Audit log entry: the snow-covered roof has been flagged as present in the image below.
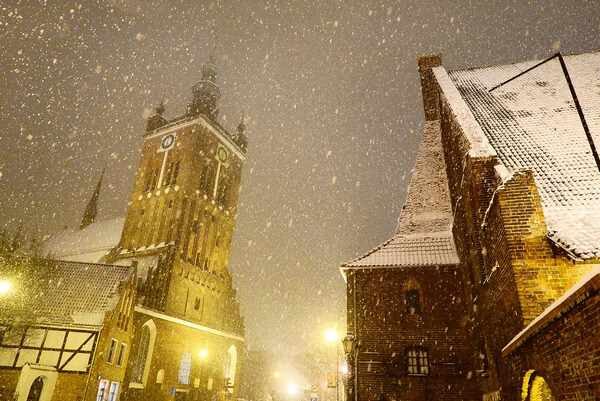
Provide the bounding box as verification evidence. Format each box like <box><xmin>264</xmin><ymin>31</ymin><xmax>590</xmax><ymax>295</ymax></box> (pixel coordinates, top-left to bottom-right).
<box><xmin>502</xmin><ymin>265</ymin><xmax>600</xmax><ymax>356</ymax></box>
<box><xmin>41</xmin><ymin>217</ymin><xmax>125</xmax><ymax>263</ymax></box>
<box><xmin>445</xmin><ymin>51</ymin><xmax>600</xmax><ymax>260</ymax></box>
<box><xmin>37</xmin><ymin>260</ymin><xmax>133</xmax><ymax>327</ymax></box>
<box><xmin>342</xmin><ymin>120</ymin><xmax>459</xmax><ymax>270</ymax></box>
<box><xmin>342</xmin><ymin>232</ymin><xmax>459</xmax><ymax>269</ymax></box>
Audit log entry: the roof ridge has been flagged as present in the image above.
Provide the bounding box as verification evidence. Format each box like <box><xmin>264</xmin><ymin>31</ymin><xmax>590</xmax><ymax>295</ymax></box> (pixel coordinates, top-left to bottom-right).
<box><xmin>447</xmin><ymin>48</ymin><xmax>600</xmax><ymax>74</ymax></box>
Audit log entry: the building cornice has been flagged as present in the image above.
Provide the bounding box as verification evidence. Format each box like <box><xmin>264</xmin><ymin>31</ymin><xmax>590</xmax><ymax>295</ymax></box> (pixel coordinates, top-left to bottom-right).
<box><xmin>145</xmin><ymin>116</ymin><xmax>246</xmax><ymax>162</ymax></box>
<box><xmin>135</xmin><ymin>306</ymin><xmax>245</xmax><ymax>342</ymax></box>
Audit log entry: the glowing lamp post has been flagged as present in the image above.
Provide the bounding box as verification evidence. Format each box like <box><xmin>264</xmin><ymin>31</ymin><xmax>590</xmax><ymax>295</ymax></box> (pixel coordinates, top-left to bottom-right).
<box><xmin>324</xmin><ymin>328</ymin><xmax>342</xmax><ymax>401</ymax></box>
<box><xmin>342</xmin><ymin>335</ymin><xmax>356</xmax><ymax>401</ymax></box>
<box><xmin>0</xmin><ymin>279</ymin><xmax>12</xmax><ymax>296</ymax></box>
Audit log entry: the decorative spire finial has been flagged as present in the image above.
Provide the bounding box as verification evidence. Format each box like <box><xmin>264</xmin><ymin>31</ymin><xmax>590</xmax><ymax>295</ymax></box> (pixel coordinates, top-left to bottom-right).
<box><xmin>80</xmin><ymin>169</ymin><xmax>104</xmax><ymax>230</ymax></box>
<box><xmin>155</xmin><ymin>99</ymin><xmax>165</xmax><ymax>115</ymax></box>
<box><xmin>237</xmin><ymin>112</ymin><xmax>246</xmax><ymax>135</ymax></box>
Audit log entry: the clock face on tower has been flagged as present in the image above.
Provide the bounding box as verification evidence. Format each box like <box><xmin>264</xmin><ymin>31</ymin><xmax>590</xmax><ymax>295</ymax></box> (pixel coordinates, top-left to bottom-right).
<box><xmin>161</xmin><ymin>134</ymin><xmax>175</xmax><ymax>150</ymax></box>
<box><xmin>217</xmin><ymin>146</ymin><xmax>228</xmax><ymax>163</ymax></box>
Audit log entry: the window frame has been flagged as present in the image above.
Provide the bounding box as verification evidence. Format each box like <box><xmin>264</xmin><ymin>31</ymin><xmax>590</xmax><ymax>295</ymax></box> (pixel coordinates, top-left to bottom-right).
<box><xmin>116</xmin><ymin>342</ymin><xmax>126</xmax><ymax>367</ymax></box>
<box><xmin>106</xmin><ymin>338</ymin><xmax>118</xmax><ymax>364</ymax></box>
<box><xmin>406</xmin><ymin>347</ymin><xmax>429</xmax><ymax>376</ymax></box>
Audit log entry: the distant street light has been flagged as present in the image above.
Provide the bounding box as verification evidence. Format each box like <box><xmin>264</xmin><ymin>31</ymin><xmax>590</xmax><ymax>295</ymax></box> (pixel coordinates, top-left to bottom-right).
<box><xmin>287</xmin><ymin>383</ymin><xmax>300</xmax><ymax>397</ymax></box>
<box><xmin>324</xmin><ymin>328</ymin><xmax>338</xmax><ymax>343</ymax></box>
<box><xmin>0</xmin><ymin>279</ymin><xmax>12</xmax><ymax>296</ymax></box>
<box><xmin>198</xmin><ymin>348</ymin><xmax>209</xmax><ymax>360</ymax></box>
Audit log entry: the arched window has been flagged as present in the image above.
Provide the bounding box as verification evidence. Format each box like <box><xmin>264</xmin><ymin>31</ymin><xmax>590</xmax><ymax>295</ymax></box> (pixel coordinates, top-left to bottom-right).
<box><xmin>406</xmin><ymin>289</ymin><xmax>420</xmax><ymax>314</ymax></box>
<box><xmin>131</xmin><ymin>320</ymin><xmax>156</xmax><ymax>386</ymax></box>
<box><xmin>403</xmin><ymin>278</ymin><xmax>422</xmax><ymax>315</ymax></box>
<box><xmin>223</xmin><ymin>345</ymin><xmax>237</xmax><ymax>392</ymax></box>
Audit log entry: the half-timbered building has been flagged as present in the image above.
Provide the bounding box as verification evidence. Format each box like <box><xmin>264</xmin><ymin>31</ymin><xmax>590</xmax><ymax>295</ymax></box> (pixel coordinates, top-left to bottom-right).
<box><xmin>0</xmin><ymin>260</ymin><xmax>136</xmax><ymax>401</ymax></box>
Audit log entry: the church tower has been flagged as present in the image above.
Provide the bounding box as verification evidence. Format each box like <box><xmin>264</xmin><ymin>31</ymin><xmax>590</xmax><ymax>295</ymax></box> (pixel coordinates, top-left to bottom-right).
<box><xmin>114</xmin><ymin>56</ymin><xmax>247</xmax><ymax>401</ymax></box>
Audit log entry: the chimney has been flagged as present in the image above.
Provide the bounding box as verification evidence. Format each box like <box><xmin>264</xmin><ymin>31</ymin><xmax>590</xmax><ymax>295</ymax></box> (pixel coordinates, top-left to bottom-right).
<box><xmin>417</xmin><ymin>55</ymin><xmax>442</xmax><ymax>121</ymax></box>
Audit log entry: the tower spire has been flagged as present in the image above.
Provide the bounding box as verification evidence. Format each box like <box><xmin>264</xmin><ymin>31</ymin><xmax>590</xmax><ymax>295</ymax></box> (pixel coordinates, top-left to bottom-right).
<box><xmin>188</xmin><ymin>47</ymin><xmax>221</xmax><ymax>120</ymax></box>
<box><xmin>80</xmin><ymin>169</ymin><xmax>104</xmax><ymax>230</ymax></box>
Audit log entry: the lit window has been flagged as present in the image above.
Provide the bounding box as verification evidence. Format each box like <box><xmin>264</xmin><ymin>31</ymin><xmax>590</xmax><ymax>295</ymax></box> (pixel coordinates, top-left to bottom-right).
<box><xmin>407</xmin><ymin>348</ymin><xmax>429</xmax><ymax>375</ymax></box>
<box><xmin>108</xmin><ymin>382</ymin><xmax>120</xmax><ymax>401</ymax></box>
<box><xmin>406</xmin><ymin>289</ymin><xmax>421</xmax><ymax>314</ymax></box>
<box><xmin>116</xmin><ymin>343</ymin><xmax>126</xmax><ymax>367</ymax></box>
<box><xmin>107</xmin><ymin>339</ymin><xmax>118</xmax><ymax>363</ymax></box>
<box><xmin>96</xmin><ymin>379</ymin><xmax>109</xmax><ymax>401</ymax></box>
<box><xmin>178</xmin><ymin>352</ymin><xmax>192</xmax><ymax>385</ymax></box>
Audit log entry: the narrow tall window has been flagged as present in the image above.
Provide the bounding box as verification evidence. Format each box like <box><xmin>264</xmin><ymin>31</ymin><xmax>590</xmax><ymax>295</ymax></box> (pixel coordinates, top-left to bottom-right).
<box><xmin>172</xmin><ymin>160</ymin><xmax>180</xmax><ymax>185</ymax></box>
<box><xmin>96</xmin><ymin>379</ymin><xmax>109</xmax><ymax>401</ymax></box>
<box><xmin>178</xmin><ymin>352</ymin><xmax>192</xmax><ymax>385</ymax></box>
<box><xmin>107</xmin><ymin>338</ymin><xmax>118</xmax><ymax>363</ymax></box>
<box><xmin>406</xmin><ymin>289</ymin><xmax>421</xmax><ymax>314</ymax></box>
<box><xmin>107</xmin><ymin>382</ymin><xmax>119</xmax><ymax>401</ymax></box>
<box><xmin>407</xmin><ymin>348</ymin><xmax>429</xmax><ymax>375</ymax></box>
<box><xmin>132</xmin><ymin>321</ymin><xmax>156</xmax><ymax>385</ymax></box>
<box><xmin>116</xmin><ymin>343</ymin><xmax>126</xmax><ymax>367</ymax></box>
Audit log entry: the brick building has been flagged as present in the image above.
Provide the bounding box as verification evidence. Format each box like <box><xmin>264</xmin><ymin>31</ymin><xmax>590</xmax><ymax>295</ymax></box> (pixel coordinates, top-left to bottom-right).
<box><xmin>342</xmin><ymin>51</ymin><xmax>600</xmax><ymax>401</ymax></box>
<box><xmin>0</xmin><ymin>259</ymin><xmax>136</xmax><ymax>401</ymax></box>
<box><xmin>340</xmin><ymin>56</ymin><xmax>479</xmax><ymax>401</ymax></box>
<box><xmin>25</xmin><ymin>54</ymin><xmax>249</xmax><ymax>401</ymax></box>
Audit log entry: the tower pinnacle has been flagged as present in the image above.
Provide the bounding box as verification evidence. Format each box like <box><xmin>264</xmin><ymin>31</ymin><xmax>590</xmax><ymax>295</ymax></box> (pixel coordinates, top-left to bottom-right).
<box><xmin>188</xmin><ymin>55</ymin><xmax>221</xmax><ymax>120</ymax></box>
<box><xmin>80</xmin><ymin>169</ymin><xmax>104</xmax><ymax>230</ymax></box>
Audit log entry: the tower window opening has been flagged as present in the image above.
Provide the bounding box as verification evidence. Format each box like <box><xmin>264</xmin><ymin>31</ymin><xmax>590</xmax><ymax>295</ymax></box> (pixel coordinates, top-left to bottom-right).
<box><xmin>172</xmin><ymin>160</ymin><xmax>180</xmax><ymax>185</ymax></box>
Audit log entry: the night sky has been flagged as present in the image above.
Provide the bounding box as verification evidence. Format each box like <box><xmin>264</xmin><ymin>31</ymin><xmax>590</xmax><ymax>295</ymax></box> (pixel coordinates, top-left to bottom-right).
<box><xmin>2</xmin><ymin>0</ymin><xmax>600</xmax><ymax>353</ymax></box>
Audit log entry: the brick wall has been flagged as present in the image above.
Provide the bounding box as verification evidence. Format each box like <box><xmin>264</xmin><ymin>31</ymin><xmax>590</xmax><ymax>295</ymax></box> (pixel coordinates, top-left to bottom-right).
<box><xmin>503</xmin><ymin>281</ymin><xmax>600</xmax><ymax>401</ymax></box>
<box><xmin>347</xmin><ymin>267</ymin><xmax>479</xmax><ymax>401</ymax></box>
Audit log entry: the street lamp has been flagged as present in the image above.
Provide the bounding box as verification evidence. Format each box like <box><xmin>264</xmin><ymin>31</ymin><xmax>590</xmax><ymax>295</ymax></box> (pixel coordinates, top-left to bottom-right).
<box><xmin>342</xmin><ymin>335</ymin><xmax>354</xmax><ymax>356</ymax></box>
<box><xmin>198</xmin><ymin>348</ymin><xmax>209</xmax><ymax>360</ymax></box>
<box><xmin>286</xmin><ymin>382</ymin><xmax>300</xmax><ymax>397</ymax></box>
<box><xmin>342</xmin><ymin>336</ymin><xmax>356</xmax><ymax>401</ymax></box>
<box><xmin>324</xmin><ymin>328</ymin><xmax>342</xmax><ymax>401</ymax></box>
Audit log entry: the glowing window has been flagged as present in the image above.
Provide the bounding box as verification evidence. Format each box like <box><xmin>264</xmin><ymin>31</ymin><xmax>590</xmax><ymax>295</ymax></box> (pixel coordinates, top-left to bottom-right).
<box><xmin>407</xmin><ymin>348</ymin><xmax>429</xmax><ymax>376</ymax></box>
<box><xmin>178</xmin><ymin>352</ymin><xmax>192</xmax><ymax>385</ymax></box>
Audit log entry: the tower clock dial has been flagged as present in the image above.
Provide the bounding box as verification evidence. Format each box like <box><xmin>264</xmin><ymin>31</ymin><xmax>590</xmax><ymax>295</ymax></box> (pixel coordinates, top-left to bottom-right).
<box><xmin>217</xmin><ymin>146</ymin><xmax>228</xmax><ymax>163</ymax></box>
<box><xmin>161</xmin><ymin>134</ymin><xmax>175</xmax><ymax>150</ymax></box>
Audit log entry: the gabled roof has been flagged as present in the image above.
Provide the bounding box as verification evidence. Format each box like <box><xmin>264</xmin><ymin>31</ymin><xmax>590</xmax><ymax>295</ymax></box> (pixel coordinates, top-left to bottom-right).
<box><xmin>41</xmin><ymin>217</ymin><xmax>125</xmax><ymax>263</ymax></box>
<box><xmin>341</xmin><ymin>232</ymin><xmax>459</xmax><ymax>269</ymax></box>
<box><xmin>341</xmin><ymin>120</ymin><xmax>459</xmax><ymax>271</ymax></box>
<box><xmin>443</xmin><ymin>51</ymin><xmax>600</xmax><ymax>259</ymax></box>
<box><xmin>37</xmin><ymin>260</ymin><xmax>132</xmax><ymax>328</ymax></box>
